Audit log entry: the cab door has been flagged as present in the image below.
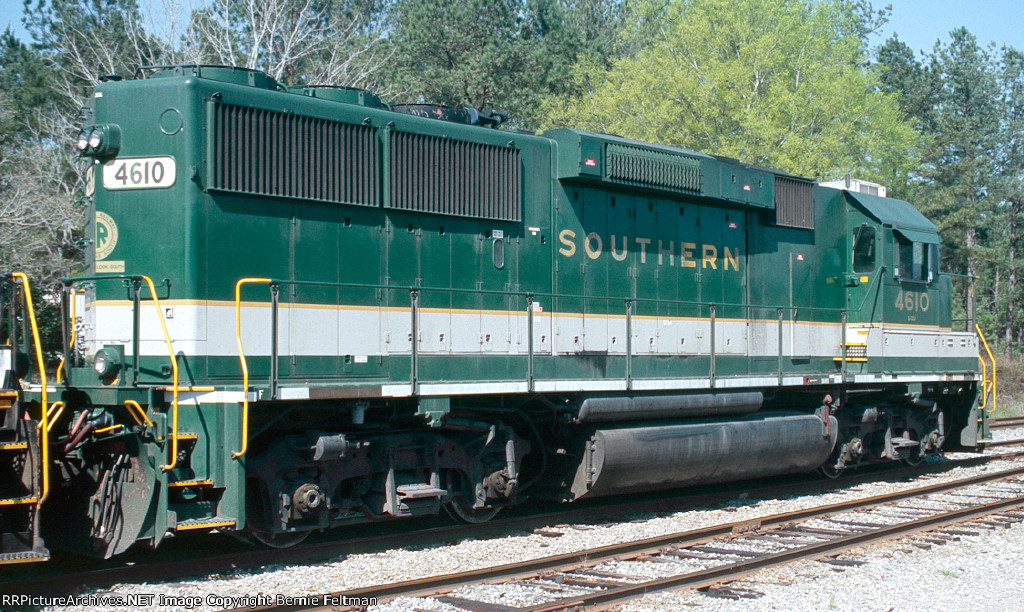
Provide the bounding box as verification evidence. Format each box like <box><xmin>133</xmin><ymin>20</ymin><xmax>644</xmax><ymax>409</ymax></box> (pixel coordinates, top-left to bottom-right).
<box><xmin>846</xmin><ymin>220</ymin><xmax>882</xmax><ymax>315</ymax></box>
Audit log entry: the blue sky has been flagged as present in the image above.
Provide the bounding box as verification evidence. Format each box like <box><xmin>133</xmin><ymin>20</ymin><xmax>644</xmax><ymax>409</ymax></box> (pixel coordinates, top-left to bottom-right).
<box><xmin>869</xmin><ymin>0</ymin><xmax>1024</xmax><ymax>54</ymax></box>
<box><xmin>1</xmin><ymin>0</ymin><xmax>28</xmax><ymax>40</ymax></box>
<box><xmin>1</xmin><ymin>0</ymin><xmax>1022</xmax><ymax>56</ymax></box>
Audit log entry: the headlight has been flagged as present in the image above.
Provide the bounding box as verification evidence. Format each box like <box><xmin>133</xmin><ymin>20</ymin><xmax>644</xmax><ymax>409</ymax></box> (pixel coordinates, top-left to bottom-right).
<box><xmin>93</xmin><ymin>347</ymin><xmax>121</xmax><ymax>378</ymax></box>
<box><xmin>88</xmin><ymin>129</ymin><xmax>103</xmax><ymax>150</ymax></box>
<box><xmin>77</xmin><ymin>124</ymin><xmax>121</xmax><ymax>157</ymax></box>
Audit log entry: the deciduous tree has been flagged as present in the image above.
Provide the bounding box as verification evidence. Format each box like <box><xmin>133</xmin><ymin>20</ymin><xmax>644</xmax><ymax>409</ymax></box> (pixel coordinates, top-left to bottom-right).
<box><xmin>540</xmin><ymin>0</ymin><xmax>919</xmax><ymax>181</ymax></box>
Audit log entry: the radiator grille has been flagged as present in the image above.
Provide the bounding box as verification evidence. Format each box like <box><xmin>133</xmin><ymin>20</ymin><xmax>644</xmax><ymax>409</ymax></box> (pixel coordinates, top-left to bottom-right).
<box><xmin>388</xmin><ymin>132</ymin><xmax>521</xmax><ymax>221</ymax></box>
<box><xmin>774</xmin><ymin>177</ymin><xmax>815</xmax><ymax>229</ymax></box>
<box><xmin>605</xmin><ymin>143</ymin><xmax>701</xmax><ymax>192</ymax></box>
<box><xmin>211</xmin><ymin>103</ymin><xmax>379</xmax><ymax>206</ymax></box>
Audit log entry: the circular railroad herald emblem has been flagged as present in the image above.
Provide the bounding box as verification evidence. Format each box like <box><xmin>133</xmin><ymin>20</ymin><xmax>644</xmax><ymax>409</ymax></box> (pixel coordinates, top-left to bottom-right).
<box><xmin>94</xmin><ymin>211</ymin><xmax>118</xmax><ymax>260</ymax></box>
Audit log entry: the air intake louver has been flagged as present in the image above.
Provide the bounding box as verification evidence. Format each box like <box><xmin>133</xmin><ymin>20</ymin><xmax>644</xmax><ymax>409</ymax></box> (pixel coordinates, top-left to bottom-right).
<box><xmin>388</xmin><ymin>132</ymin><xmax>521</xmax><ymax>221</ymax></box>
<box><xmin>605</xmin><ymin>143</ymin><xmax>701</xmax><ymax>192</ymax></box>
<box><xmin>774</xmin><ymin>177</ymin><xmax>814</xmax><ymax>229</ymax></box>
<box><xmin>211</xmin><ymin>103</ymin><xmax>379</xmax><ymax>206</ymax></box>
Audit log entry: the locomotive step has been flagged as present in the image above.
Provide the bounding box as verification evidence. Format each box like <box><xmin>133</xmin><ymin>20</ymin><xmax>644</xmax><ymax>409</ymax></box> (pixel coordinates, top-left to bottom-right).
<box><xmin>159</xmin><ymin>432</ymin><xmax>199</xmax><ymax>442</ymax></box>
<box><xmin>0</xmin><ymin>442</ymin><xmax>28</xmax><ymax>451</ymax></box>
<box><xmin>0</xmin><ymin>550</ymin><xmax>49</xmax><ymax>565</ymax></box>
<box><xmin>168</xmin><ymin>479</ymin><xmax>214</xmax><ymax>488</ymax></box>
<box><xmin>396</xmin><ymin>483</ymin><xmax>447</xmax><ymax>499</ymax></box>
<box><xmin>175</xmin><ymin>516</ymin><xmax>236</xmax><ymax>531</ymax></box>
<box><xmin>0</xmin><ymin>495</ymin><xmax>37</xmax><ymax>506</ymax></box>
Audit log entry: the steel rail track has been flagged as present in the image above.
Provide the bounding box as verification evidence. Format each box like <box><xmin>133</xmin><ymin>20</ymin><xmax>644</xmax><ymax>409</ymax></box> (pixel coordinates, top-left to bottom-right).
<box><xmin>990</xmin><ymin>417</ymin><xmax>1024</xmax><ymax>429</ymax></box>
<box><xmin>527</xmin><ymin>488</ymin><xmax>1024</xmax><ymax>612</ymax></box>
<box><xmin>981</xmin><ymin>437</ymin><xmax>1024</xmax><ymax>449</ymax></box>
<box><xmin>268</xmin><ymin>464</ymin><xmax>1024</xmax><ymax>612</ymax></box>
<box><xmin>7</xmin><ymin>449</ymin><xmax>1021</xmax><ymax>599</ymax></box>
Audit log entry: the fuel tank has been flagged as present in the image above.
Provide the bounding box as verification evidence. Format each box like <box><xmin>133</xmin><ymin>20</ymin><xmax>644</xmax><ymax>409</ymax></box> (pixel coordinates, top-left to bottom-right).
<box><xmin>576</xmin><ymin>391</ymin><xmax>763</xmax><ymax>423</ymax></box>
<box><xmin>566</xmin><ymin>411</ymin><xmax>837</xmax><ymax>501</ymax></box>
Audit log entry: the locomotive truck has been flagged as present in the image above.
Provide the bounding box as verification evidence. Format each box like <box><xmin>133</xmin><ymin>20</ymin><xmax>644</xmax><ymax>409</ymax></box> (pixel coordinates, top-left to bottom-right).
<box><xmin>0</xmin><ymin>64</ymin><xmax>992</xmax><ymax>563</ymax></box>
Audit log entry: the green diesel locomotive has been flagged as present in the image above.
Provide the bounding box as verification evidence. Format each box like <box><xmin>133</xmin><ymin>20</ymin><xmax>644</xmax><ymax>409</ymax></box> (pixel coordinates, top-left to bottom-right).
<box><xmin>0</xmin><ymin>65</ymin><xmax>990</xmax><ymax>563</ymax></box>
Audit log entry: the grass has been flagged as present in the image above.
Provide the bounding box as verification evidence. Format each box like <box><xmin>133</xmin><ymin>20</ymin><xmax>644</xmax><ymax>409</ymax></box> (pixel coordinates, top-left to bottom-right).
<box><xmin>989</xmin><ymin>357</ymin><xmax>1024</xmax><ymax>419</ymax></box>
<box><xmin>938</xmin><ymin>568</ymin><xmax>959</xmax><ymax>578</ymax></box>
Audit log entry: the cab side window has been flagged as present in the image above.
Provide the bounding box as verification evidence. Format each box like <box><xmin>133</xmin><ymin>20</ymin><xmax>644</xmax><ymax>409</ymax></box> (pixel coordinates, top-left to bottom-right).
<box><xmin>852</xmin><ymin>226</ymin><xmax>876</xmax><ymax>272</ymax></box>
<box><xmin>896</xmin><ymin>235</ymin><xmax>933</xmax><ymax>282</ymax></box>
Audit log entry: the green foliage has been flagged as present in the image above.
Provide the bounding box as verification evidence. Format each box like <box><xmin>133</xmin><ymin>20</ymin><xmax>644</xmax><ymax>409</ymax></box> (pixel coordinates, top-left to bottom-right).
<box><xmin>386</xmin><ymin>0</ymin><xmax>621</xmax><ymax>126</ymax></box>
<box><xmin>0</xmin><ymin>280</ymin><xmax>65</xmax><ymax>369</ymax></box>
<box><xmin>0</xmin><ymin>29</ymin><xmax>57</xmax><ymax>138</ymax></box>
<box><xmin>876</xmin><ymin>30</ymin><xmax>1024</xmax><ymax>358</ymax></box>
<box><xmin>914</xmin><ymin>30</ymin><xmax>1000</xmax><ymax>328</ymax></box>
<box><xmin>994</xmin><ymin>47</ymin><xmax>1024</xmax><ymax>355</ymax></box>
<box><xmin>994</xmin><ymin>357</ymin><xmax>1024</xmax><ymax>416</ymax></box>
<box><xmin>539</xmin><ymin>0</ymin><xmax>920</xmax><ymax>181</ymax></box>
<box><xmin>918</xmin><ymin>29</ymin><xmax>1000</xmax><ymax>232</ymax></box>
<box><xmin>872</xmin><ymin>36</ymin><xmax>938</xmax><ymax>198</ymax></box>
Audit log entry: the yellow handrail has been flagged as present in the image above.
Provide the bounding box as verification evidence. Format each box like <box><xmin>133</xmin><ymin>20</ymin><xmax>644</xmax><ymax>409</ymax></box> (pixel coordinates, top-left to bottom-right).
<box><xmin>977</xmin><ymin>347</ymin><xmax>989</xmax><ymax>413</ymax></box>
<box><xmin>232</xmin><ymin>278</ymin><xmax>271</xmax><ymax>459</ymax></box>
<box><xmin>124</xmin><ymin>400</ymin><xmax>153</xmax><ymax>428</ymax></box>
<box><xmin>56</xmin><ymin>288</ymin><xmax>76</xmax><ymax>384</ymax></box>
<box><xmin>976</xmin><ymin>325</ymin><xmax>997</xmax><ymax>414</ymax></box>
<box><xmin>45</xmin><ymin>400</ymin><xmax>63</xmax><ymax>420</ymax></box>
<box><xmin>45</xmin><ymin>402</ymin><xmax>64</xmax><ymax>433</ymax></box>
<box><xmin>12</xmin><ymin>273</ymin><xmax>48</xmax><ymax>503</ymax></box>
<box><xmin>136</xmin><ymin>276</ymin><xmax>180</xmax><ymax>471</ymax></box>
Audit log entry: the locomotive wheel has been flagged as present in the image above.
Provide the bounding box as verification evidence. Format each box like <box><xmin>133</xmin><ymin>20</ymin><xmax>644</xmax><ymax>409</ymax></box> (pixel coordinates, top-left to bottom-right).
<box><xmin>248</xmin><ymin>528</ymin><xmax>310</xmax><ymax>548</ymax></box>
<box><xmin>444</xmin><ymin>497</ymin><xmax>501</xmax><ymax>524</ymax></box>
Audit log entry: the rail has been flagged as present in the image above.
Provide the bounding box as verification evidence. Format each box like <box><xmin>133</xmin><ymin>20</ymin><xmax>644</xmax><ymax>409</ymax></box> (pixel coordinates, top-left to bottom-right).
<box><xmin>232</xmin><ymin>278</ymin><xmax>272</xmax><ymax>459</ymax></box>
<box><xmin>268</xmin><ymin>465</ymin><xmax>1024</xmax><ymax>611</ymax></box>
<box><xmin>230</xmin><ymin>272</ymin><xmax>970</xmax><ymax>401</ymax></box>
<box><xmin>59</xmin><ymin>275</ymin><xmax>179</xmax><ymax>470</ymax></box>
<box><xmin>124</xmin><ymin>399</ymin><xmax>154</xmax><ymax>428</ymax></box>
<box><xmin>45</xmin><ymin>402</ymin><xmax>64</xmax><ymax>433</ymax></box>
<box><xmin>976</xmin><ymin>324</ymin><xmax>997</xmax><ymax>414</ymax></box>
<box><xmin>10</xmin><ymin>273</ymin><xmax>49</xmax><ymax>503</ymax></box>
<box><xmin>136</xmin><ymin>275</ymin><xmax>180</xmax><ymax>471</ymax></box>
<box><xmin>949</xmin><ymin>273</ymin><xmax>979</xmax><ymax>333</ymax></box>
<box><xmin>55</xmin><ymin>289</ymin><xmax>75</xmax><ymax>384</ymax></box>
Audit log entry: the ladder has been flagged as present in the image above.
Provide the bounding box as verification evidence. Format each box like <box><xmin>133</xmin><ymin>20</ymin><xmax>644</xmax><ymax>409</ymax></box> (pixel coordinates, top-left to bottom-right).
<box><xmin>0</xmin><ymin>274</ymin><xmax>49</xmax><ymax>563</ymax></box>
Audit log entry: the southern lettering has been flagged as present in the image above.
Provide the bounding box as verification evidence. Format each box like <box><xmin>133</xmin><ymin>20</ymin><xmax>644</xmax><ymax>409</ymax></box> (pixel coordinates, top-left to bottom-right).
<box><xmin>558</xmin><ymin>229</ymin><xmax>740</xmax><ymax>271</ymax></box>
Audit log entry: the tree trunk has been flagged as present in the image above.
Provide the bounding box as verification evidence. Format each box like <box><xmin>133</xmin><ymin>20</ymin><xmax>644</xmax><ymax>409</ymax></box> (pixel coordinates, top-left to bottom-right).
<box><xmin>1007</xmin><ymin>200</ymin><xmax>1019</xmax><ymax>358</ymax></box>
<box><xmin>966</xmin><ymin>226</ymin><xmax>977</xmax><ymax>329</ymax></box>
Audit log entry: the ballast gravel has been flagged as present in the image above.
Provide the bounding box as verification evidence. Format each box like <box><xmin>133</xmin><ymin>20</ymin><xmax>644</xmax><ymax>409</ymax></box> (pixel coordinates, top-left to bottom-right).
<box><xmin>44</xmin><ymin>427</ymin><xmax>1024</xmax><ymax>612</ymax></box>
